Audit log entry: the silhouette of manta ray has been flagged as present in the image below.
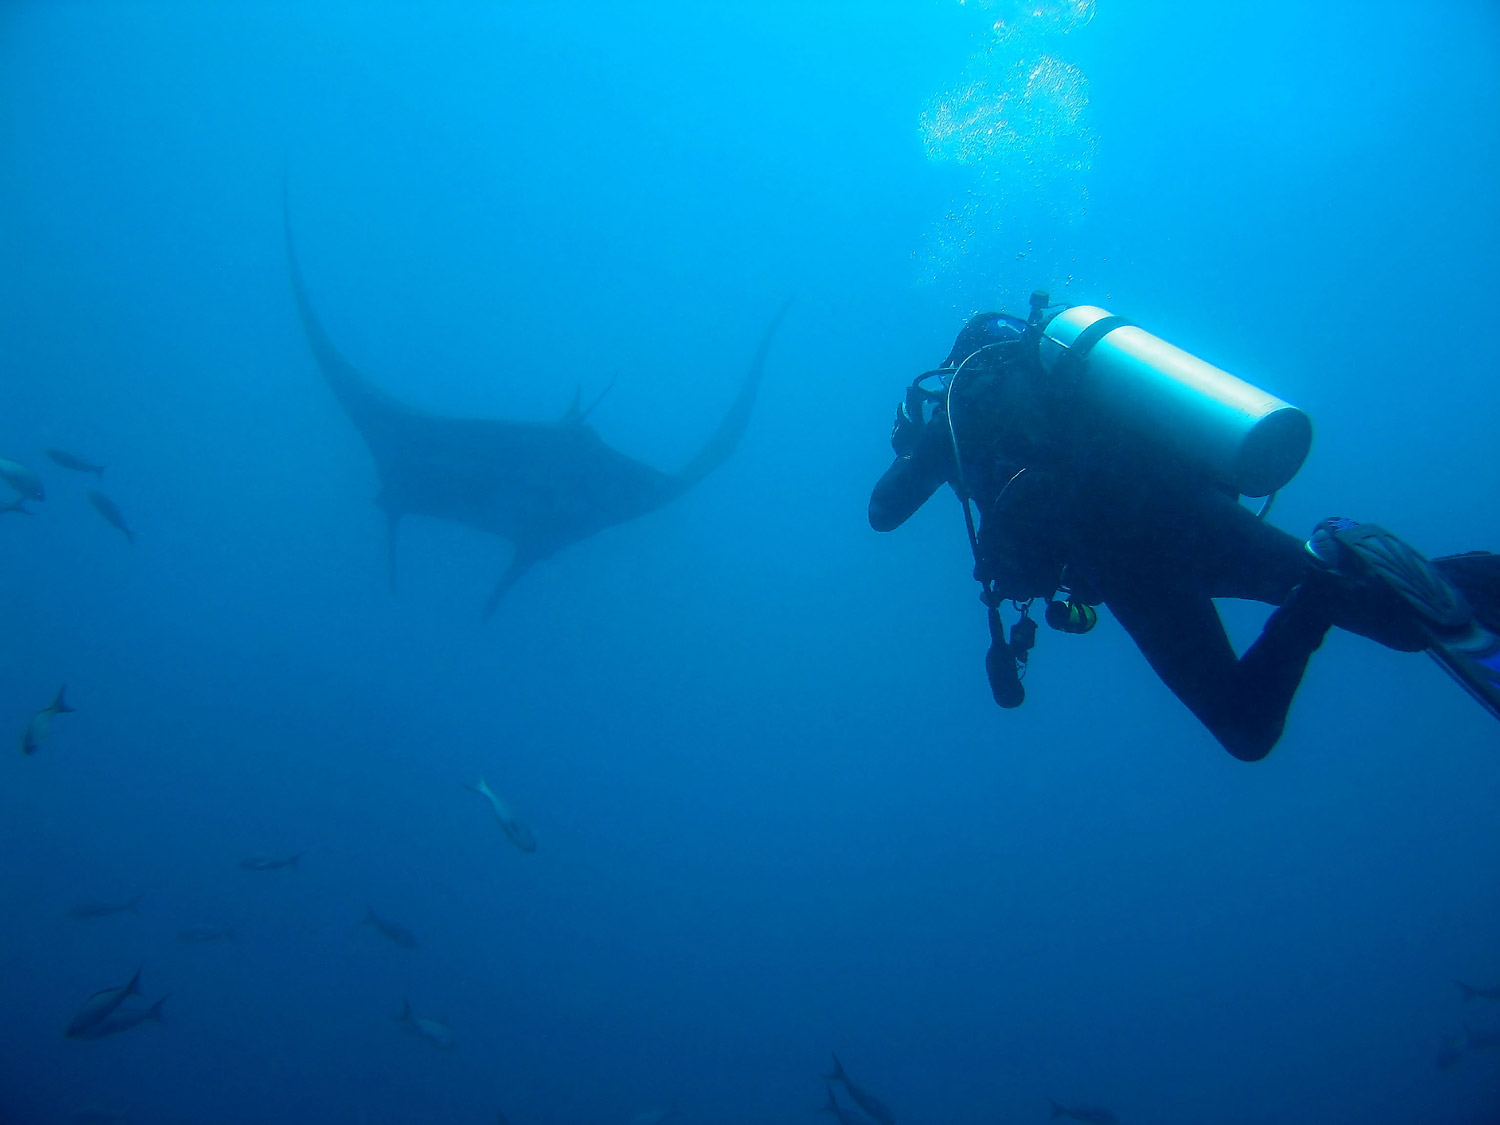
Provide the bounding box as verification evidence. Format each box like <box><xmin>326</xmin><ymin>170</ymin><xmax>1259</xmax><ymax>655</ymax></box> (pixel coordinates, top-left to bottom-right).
<box><xmin>285</xmin><ymin>209</ymin><xmax>787</xmax><ymax>619</ymax></box>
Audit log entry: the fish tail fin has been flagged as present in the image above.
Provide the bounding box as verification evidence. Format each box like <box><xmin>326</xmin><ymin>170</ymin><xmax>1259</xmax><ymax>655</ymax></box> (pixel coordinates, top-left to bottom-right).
<box><xmin>124</xmin><ymin>527</ymin><xmax>135</xmax><ymax>546</ymax></box>
<box><xmin>1438</xmin><ymin>1032</ymin><xmax>1468</xmax><ymax>1070</ymax></box>
<box><xmin>147</xmin><ymin>996</ymin><xmax>168</xmax><ymax>1024</ymax></box>
<box><xmin>94</xmin><ymin>466</ymin><xmax>104</xmax><ymax>479</ymax></box>
<box><xmin>1456</xmin><ymin>979</ymin><xmax>1478</xmax><ymax>1001</ymax></box>
<box><xmin>466</xmin><ymin>776</ymin><xmax>491</xmax><ymax>798</ymax></box>
<box><xmin>1048</xmin><ymin>1099</ymin><xmax>1066</xmax><ymax>1119</ymax></box>
<box><xmin>127</xmin><ymin>965</ymin><xmax>144</xmax><ymax>998</ymax></box>
<box><xmin>52</xmin><ymin>685</ymin><xmax>75</xmax><ymax>714</ymax></box>
<box><xmin>820</xmin><ymin>1084</ymin><xmax>839</xmax><ymax>1115</ymax></box>
<box><xmin>128</xmin><ymin>894</ymin><xmax>142</xmax><ymax>914</ymax></box>
<box><xmin>824</xmin><ymin>1052</ymin><xmax>845</xmax><ymax>1083</ymax></box>
<box><xmin>288</xmin><ymin>853</ymin><xmax>301</xmax><ymax>868</ymax></box>
<box><xmin>396</xmin><ymin>998</ymin><xmax>413</xmax><ymax>1023</ymax></box>
<box><xmin>362</xmin><ymin>906</ymin><xmax>376</xmax><ymax>926</ymax></box>
<box><xmin>577</xmin><ymin>372</ymin><xmax>617</xmax><ymax>422</ymax></box>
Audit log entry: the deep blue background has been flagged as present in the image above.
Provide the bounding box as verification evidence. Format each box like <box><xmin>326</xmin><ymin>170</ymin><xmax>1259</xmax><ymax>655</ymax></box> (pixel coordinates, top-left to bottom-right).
<box><xmin>2</xmin><ymin>2</ymin><xmax>1498</xmax><ymax>1123</ymax></box>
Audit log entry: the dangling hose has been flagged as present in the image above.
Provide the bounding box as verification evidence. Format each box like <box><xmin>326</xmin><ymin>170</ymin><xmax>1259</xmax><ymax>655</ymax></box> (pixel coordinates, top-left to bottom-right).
<box><xmin>944</xmin><ymin>342</ymin><xmax>1024</xmax><ymax>567</ymax></box>
<box><xmin>941</xmin><ymin>342</ymin><xmax>1049</xmax><ymax>709</ymax></box>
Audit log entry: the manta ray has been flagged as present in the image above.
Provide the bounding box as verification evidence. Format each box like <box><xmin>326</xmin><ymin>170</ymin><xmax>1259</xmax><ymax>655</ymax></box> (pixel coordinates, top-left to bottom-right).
<box><xmin>285</xmin><ymin>210</ymin><xmax>786</xmax><ymax>618</ymax></box>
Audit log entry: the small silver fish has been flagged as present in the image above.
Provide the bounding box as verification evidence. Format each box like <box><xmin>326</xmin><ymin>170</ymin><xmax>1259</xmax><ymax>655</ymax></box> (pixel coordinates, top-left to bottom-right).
<box><xmin>22</xmin><ymin>685</ymin><xmax>74</xmax><ymax>755</ymax></box>
<box><xmin>64</xmin><ymin>967</ymin><xmax>143</xmax><ymax>1038</ymax></box>
<box><xmin>1047</xmin><ymin>1100</ymin><xmax>1119</xmax><ymax>1125</ymax></box>
<box><xmin>0</xmin><ymin>457</ymin><xmax>43</xmax><ymax>500</ymax></box>
<box><xmin>825</xmin><ymin>1055</ymin><xmax>895</xmax><ymax>1125</ymax></box>
<box><xmin>362</xmin><ymin>906</ymin><xmax>418</xmax><ymax>949</ymax></box>
<box><xmin>820</xmin><ymin>1085</ymin><xmax>867</xmax><ymax>1125</ymax></box>
<box><xmin>68</xmin><ymin>894</ymin><xmax>142</xmax><ymax>920</ymax></box>
<box><xmin>1455</xmin><ymin>979</ymin><xmax>1500</xmax><ymax>1002</ymax></box>
<box><xmin>86</xmin><ymin>490</ymin><xmax>134</xmax><ymax>544</ymax></box>
<box><xmin>466</xmin><ymin>776</ymin><xmax>537</xmax><ymax>853</ymax></box>
<box><xmin>68</xmin><ymin>996</ymin><xmax>166</xmax><ymax>1041</ymax></box>
<box><xmin>395</xmin><ymin>998</ymin><xmax>454</xmax><ymax>1049</ymax></box>
<box><xmin>1438</xmin><ymin>1035</ymin><xmax>1465</xmax><ymax>1071</ymax></box>
<box><xmin>178</xmin><ymin>922</ymin><xmax>240</xmax><ymax>943</ymax></box>
<box><xmin>1438</xmin><ymin>1026</ymin><xmax>1500</xmax><ymax>1071</ymax></box>
<box><xmin>1464</xmin><ymin>1026</ymin><xmax>1500</xmax><ymax>1051</ymax></box>
<box><xmin>238</xmin><ymin>852</ymin><xmax>301</xmax><ymax>871</ymax></box>
<box><xmin>45</xmin><ymin>448</ymin><xmax>104</xmax><ymax>477</ymax></box>
<box><xmin>631</xmin><ymin>1105</ymin><xmax>681</xmax><ymax>1125</ymax></box>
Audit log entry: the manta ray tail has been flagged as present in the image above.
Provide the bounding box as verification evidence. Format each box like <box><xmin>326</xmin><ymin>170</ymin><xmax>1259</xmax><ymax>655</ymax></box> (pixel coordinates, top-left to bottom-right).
<box><xmin>664</xmin><ymin>299</ymin><xmax>791</xmax><ymax>501</ymax></box>
<box><xmin>385</xmin><ymin>510</ymin><xmax>402</xmax><ymax>593</ymax></box>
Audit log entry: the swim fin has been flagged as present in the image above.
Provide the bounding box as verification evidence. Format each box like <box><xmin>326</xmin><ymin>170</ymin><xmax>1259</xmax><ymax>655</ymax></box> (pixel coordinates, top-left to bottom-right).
<box><xmin>1317</xmin><ymin>520</ymin><xmax>1500</xmax><ymax>723</ymax></box>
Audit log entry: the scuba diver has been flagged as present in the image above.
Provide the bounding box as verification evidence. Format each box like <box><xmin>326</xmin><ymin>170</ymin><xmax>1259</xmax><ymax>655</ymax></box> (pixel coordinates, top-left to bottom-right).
<box><xmin>869</xmin><ymin>293</ymin><xmax>1500</xmax><ymax>761</ymax></box>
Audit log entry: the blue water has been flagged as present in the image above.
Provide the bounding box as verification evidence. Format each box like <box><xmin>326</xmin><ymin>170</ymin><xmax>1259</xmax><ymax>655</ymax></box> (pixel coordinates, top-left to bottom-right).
<box><xmin>2</xmin><ymin>2</ymin><xmax>1498</xmax><ymax>1122</ymax></box>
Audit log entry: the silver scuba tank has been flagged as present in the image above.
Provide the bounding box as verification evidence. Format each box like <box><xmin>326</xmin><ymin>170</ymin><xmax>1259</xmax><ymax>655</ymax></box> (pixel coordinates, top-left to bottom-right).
<box><xmin>1036</xmin><ymin>305</ymin><xmax>1312</xmax><ymax>498</ymax></box>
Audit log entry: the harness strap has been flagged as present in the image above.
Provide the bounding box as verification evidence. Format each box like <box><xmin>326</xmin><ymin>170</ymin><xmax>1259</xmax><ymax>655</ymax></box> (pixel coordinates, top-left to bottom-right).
<box><xmin>1052</xmin><ymin>314</ymin><xmax>1132</xmax><ymax>385</ymax></box>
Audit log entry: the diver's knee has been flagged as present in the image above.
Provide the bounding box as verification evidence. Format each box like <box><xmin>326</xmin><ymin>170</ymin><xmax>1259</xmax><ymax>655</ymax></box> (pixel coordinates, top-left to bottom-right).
<box><xmin>1200</xmin><ymin>699</ymin><xmax>1282</xmax><ymax>761</ymax></box>
<box><xmin>868</xmin><ymin>497</ymin><xmax>905</xmax><ymax>533</ymax></box>
<box><xmin>1216</xmin><ymin>722</ymin><xmax>1279</xmax><ymax>762</ymax></box>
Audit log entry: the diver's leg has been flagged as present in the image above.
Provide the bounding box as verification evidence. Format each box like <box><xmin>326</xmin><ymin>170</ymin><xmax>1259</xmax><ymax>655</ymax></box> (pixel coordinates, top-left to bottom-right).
<box><xmin>1106</xmin><ymin>580</ymin><xmax>1314</xmax><ymax>762</ymax></box>
<box><xmin>1201</xmin><ymin>526</ymin><xmax>1500</xmax><ymax>735</ymax></box>
<box><xmin>1198</xmin><ymin>501</ymin><xmax>1309</xmax><ymax>605</ymax></box>
<box><xmin>1433</xmin><ymin>552</ymin><xmax>1500</xmax><ymax>631</ymax></box>
<box><xmin>1430</xmin><ymin>553</ymin><xmax>1500</xmax><ymax>721</ymax></box>
<box><xmin>1310</xmin><ymin>525</ymin><xmax>1500</xmax><ymax>721</ymax></box>
<box><xmin>1201</xmin><ymin>502</ymin><xmax>1429</xmax><ymax>652</ymax></box>
<box><xmin>1085</xmin><ymin>493</ymin><xmax>1443</xmax><ymax>756</ymax></box>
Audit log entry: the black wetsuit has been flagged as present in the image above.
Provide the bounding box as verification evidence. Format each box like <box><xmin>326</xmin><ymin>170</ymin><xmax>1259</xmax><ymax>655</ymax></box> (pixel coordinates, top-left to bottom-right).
<box><xmin>869</xmin><ymin>347</ymin><xmax>1482</xmax><ymax>761</ymax></box>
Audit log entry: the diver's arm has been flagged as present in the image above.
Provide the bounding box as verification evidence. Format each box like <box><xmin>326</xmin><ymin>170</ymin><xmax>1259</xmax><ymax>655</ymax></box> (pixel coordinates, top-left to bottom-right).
<box><xmin>869</xmin><ymin>409</ymin><xmax>953</xmax><ymax>532</ymax></box>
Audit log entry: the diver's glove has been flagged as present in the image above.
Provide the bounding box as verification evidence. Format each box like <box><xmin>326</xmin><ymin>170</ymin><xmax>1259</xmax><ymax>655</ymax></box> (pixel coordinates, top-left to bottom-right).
<box><xmin>892</xmin><ymin>379</ymin><xmax>942</xmax><ymax>456</ymax></box>
<box><xmin>890</xmin><ymin>404</ymin><xmax>917</xmax><ymax>456</ymax></box>
<box><xmin>890</xmin><ymin>398</ymin><xmax>922</xmax><ymax>457</ymax></box>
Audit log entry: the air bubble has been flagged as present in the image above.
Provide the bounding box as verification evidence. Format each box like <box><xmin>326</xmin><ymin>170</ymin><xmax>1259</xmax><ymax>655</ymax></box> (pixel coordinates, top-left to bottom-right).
<box><xmin>918</xmin><ymin>1</ymin><xmax>1098</xmax><ymax>302</ymax></box>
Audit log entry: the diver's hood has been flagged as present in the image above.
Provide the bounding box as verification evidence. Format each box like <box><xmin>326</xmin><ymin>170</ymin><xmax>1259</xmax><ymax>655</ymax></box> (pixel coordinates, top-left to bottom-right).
<box><xmin>942</xmin><ymin>312</ymin><xmax>1028</xmax><ymax>368</ymax></box>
